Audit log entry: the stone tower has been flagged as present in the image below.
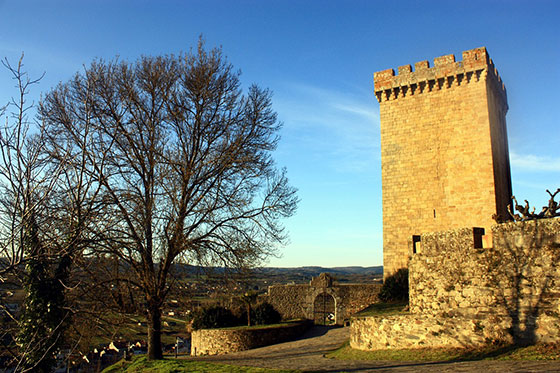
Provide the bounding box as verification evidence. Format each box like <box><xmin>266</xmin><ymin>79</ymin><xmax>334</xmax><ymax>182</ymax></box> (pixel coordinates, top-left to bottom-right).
<box><xmin>374</xmin><ymin>47</ymin><xmax>512</xmax><ymax>278</ymax></box>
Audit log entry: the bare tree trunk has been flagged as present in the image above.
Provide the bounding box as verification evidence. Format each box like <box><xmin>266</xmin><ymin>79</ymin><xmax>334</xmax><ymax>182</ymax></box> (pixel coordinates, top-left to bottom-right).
<box><xmin>147</xmin><ymin>303</ymin><xmax>163</xmax><ymax>360</ymax></box>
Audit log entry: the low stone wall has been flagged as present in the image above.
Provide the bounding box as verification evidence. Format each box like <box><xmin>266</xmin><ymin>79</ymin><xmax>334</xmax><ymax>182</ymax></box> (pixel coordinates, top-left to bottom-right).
<box><xmin>351</xmin><ymin>313</ymin><xmax>560</xmax><ymax>350</ymax></box>
<box><xmin>351</xmin><ymin>314</ymin><xmax>508</xmax><ymax>350</ymax></box>
<box><xmin>191</xmin><ymin>320</ymin><xmax>311</xmax><ymax>356</ymax></box>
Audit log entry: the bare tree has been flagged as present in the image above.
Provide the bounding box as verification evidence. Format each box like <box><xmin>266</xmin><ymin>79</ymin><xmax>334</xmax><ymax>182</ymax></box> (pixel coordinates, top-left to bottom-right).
<box><xmin>0</xmin><ymin>56</ymin><xmax>48</xmax><ymax>279</ymax></box>
<box><xmin>0</xmin><ymin>55</ymin><xmax>108</xmax><ymax>372</ymax></box>
<box><xmin>39</xmin><ymin>41</ymin><xmax>298</xmax><ymax>359</ymax></box>
<box><xmin>0</xmin><ymin>55</ymin><xmax>65</xmax><ymax>372</ymax></box>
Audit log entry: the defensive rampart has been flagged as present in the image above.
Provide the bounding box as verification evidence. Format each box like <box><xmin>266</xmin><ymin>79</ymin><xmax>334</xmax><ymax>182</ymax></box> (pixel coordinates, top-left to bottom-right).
<box><xmin>266</xmin><ymin>273</ymin><xmax>381</xmax><ymax>325</ymax></box>
<box><xmin>351</xmin><ymin>218</ymin><xmax>560</xmax><ymax>350</ymax></box>
<box><xmin>410</xmin><ymin>219</ymin><xmax>560</xmax><ymax>325</ymax></box>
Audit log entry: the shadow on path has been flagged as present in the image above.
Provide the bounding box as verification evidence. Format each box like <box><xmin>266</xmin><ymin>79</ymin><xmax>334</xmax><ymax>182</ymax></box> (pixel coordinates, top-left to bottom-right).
<box><xmin>294</xmin><ymin>325</ymin><xmax>340</xmax><ymax>340</ymax></box>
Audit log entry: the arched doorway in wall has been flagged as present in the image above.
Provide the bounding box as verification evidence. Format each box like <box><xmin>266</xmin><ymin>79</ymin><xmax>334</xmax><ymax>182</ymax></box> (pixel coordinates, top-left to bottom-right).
<box><xmin>313</xmin><ymin>292</ymin><xmax>335</xmax><ymax>325</ymax></box>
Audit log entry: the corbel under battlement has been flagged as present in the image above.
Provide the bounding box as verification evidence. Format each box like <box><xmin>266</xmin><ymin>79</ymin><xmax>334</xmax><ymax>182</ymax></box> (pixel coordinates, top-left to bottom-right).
<box><xmin>373</xmin><ymin>47</ymin><xmax>507</xmax><ymax>105</ymax></box>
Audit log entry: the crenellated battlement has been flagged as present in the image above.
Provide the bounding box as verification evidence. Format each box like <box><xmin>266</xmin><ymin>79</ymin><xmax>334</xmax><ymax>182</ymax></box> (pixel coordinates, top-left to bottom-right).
<box><xmin>374</xmin><ymin>47</ymin><xmax>506</xmax><ymax>105</ymax></box>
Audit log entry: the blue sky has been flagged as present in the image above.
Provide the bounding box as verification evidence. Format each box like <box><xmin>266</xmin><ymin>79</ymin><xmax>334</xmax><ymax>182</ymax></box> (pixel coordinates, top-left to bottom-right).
<box><xmin>1</xmin><ymin>0</ymin><xmax>558</xmax><ymax>267</ymax></box>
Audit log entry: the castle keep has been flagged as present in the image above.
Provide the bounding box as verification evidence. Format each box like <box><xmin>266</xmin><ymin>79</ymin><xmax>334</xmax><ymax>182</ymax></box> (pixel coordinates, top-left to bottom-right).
<box><xmin>374</xmin><ymin>47</ymin><xmax>513</xmax><ymax>277</ymax></box>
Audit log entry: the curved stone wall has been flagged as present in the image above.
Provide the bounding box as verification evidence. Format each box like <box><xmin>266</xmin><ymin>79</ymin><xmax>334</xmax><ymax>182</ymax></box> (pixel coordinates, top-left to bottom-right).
<box><xmin>190</xmin><ymin>320</ymin><xmax>311</xmax><ymax>356</ymax></box>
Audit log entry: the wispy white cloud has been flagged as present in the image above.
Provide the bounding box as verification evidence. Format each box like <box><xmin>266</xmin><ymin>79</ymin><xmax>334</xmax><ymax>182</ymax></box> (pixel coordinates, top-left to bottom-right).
<box><xmin>274</xmin><ymin>82</ymin><xmax>380</xmax><ymax>173</ymax></box>
<box><xmin>510</xmin><ymin>151</ymin><xmax>560</xmax><ymax>172</ymax></box>
<box><xmin>332</xmin><ymin>102</ymin><xmax>378</xmax><ymax>122</ymax></box>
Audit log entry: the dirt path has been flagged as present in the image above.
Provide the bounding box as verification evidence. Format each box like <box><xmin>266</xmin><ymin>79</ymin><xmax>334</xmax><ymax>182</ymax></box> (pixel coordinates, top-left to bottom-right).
<box><xmin>188</xmin><ymin>326</ymin><xmax>560</xmax><ymax>372</ymax></box>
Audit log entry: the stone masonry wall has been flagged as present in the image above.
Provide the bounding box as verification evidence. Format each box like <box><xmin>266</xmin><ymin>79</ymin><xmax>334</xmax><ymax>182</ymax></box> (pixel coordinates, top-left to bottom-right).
<box><xmin>409</xmin><ymin>218</ymin><xmax>560</xmax><ymax>343</ymax></box>
<box><xmin>340</xmin><ymin>285</ymin><xmax>383</xmax><ymax>317</ymax></box>
<box><xmin>351</xmin><ymin>313</ymin><xmax>560</xmax><ymax>350</ymax></box>
<box><xmin>374</xmin><ymin>47</ymin><xmax>512</xmax><ymax>278</ymax></box>
<box><xmin>352</xmin><ymin>313</ymin><xmax>508</xmax><ymax>350</ymax></box>
<box><xmin>351</xmin><ymin>218</ymin><xmax>560</xmax><ymax>350</ymax></box>
<box><xmin>265</xmin><ymin>284</ymin><xmax>310</xmax><ymax>321</ymax></box>
<box><xmin>191</xmin><ymin>320</ymin><xmax>310</xmax><ymax>356</ymax></box>
<box><xmin>266</xmin><ymin>274</ymin><xmax>381</xmax><ymax>325</ymax></box>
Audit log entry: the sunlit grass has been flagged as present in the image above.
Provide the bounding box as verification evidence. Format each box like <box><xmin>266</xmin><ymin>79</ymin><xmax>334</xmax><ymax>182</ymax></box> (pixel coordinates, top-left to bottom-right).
<box><xmin>102</xmin><ymin>356</ymin><xmax>298</xmax><ymax>373</ymax></box>
<box><xmin>327</xmin><ymin>340</ymin><xmax>560</xmax><ymax>361</ymax></box>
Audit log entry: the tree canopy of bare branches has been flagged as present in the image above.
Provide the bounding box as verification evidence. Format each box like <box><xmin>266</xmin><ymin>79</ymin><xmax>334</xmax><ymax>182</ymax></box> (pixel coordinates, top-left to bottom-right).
<box><xmin>0</xmin><ymin>56</ymin><xmax>69</xmax><ymax>372</ymax></box>
<box><xmin>0</xmin><ymin>56</ymin><xmax>48</xmax><ymax>281</ymax></box>
<box><xmin>39</xmin><ymin>41</ymin><xmax>298</xmax><ymax>359</ymax></box>
<box><xmin>1</xmin><ymin>55</ymin><xmax>108</xmax><ymax>372</ymax></box>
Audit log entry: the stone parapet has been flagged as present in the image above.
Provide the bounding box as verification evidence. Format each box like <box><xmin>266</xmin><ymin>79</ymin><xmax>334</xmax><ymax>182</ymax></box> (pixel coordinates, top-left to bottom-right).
<box><xmin>265</xmin><ymin>275</ymin><xmax>381</xmax><ymax>325</ymax></box>
<box><xmin>191</xmin><ymin>320</ymin><xmax>311</xmax><ymax>356</ymax></box>
<box><xmin>374</xmin><ymin>47</ymin><xmax>507</xmax><ymax>106</ymax></box>
<box><xmin>408</xmin><ymin>218</ymin><xmax>560</xmax><ymax>344</ymax></box>
<box><xmin>410</xmin><ymin>219</ymin><xmax>560</xmax><ymax>317</ymax></box>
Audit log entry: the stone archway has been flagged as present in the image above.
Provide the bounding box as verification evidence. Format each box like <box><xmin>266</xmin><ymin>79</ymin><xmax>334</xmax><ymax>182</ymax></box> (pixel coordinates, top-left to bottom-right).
<box><xmin>266</xmin><ymin>272</ymin><xmax>381</xmax><ymax>325</ymax></box>
<box><xmin>313</xmin><ymin>292</ymin><xmax>336</xmax><ymax>325</ymax></box>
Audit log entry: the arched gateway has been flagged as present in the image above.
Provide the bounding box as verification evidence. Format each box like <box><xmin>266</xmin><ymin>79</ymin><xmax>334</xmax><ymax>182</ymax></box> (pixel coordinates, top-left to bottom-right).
<box><xmin>266</xmin><ymin>273</ymin><xmax>381</xmax><ymax>325</ymax></box>
<box><xmin>313</xmin><ymin>292</ymin><xmax>336</xmax><ymax>325</ymax></box>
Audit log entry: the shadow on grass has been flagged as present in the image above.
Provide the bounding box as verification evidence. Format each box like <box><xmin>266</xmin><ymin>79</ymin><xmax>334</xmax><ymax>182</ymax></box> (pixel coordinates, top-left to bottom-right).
<box><xmin>327</xmin><ymin>340</ymin><xmax>560</xmax><ymax>362</ymax></box>
<box><xmin>453</xmin><ymin>344</ymin><xmax>524</xmax><ymax>361</ymax></box>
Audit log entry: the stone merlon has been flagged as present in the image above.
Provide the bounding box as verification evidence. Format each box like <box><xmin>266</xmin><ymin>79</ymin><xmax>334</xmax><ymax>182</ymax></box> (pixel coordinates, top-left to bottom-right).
<box><xmin>373</xmin><ymin>47</ymin><xmax>507</xmax><ymax>105</ymax></box>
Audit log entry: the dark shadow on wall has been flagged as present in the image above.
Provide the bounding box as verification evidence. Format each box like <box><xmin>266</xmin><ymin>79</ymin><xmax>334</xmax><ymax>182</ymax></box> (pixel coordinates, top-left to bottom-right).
<box><xmin>485</xmin><ymin>219</ymin><xmax>560</xmax><ymax>345</ymax></box>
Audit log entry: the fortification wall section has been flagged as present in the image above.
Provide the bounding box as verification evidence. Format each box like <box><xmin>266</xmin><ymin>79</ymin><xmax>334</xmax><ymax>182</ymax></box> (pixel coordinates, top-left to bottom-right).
<box><xmin>351</xmin><ymin>313</ymin><xmax>560</xmax><ymax>350</ymax></box>
<box><xmin>266</xmin><ymin>284</ymin><xmax>310</xmax><ymax>321</ymax></box>
<box><xmin>374</xmin><ymin>47</ymin><xmax>511</xmax><ymax>277</ymax></box>
<box><xmin>352</xmin><ymin>219</ymin><xmax>560</xmax><ymax>350</ymax></box>
<box><xmin>266</xmin><ymin>274</ymin><xmax>381</xmax><ymax>325</ymax></box>
<box><xmin>410</xmin><ymin>219</ymin><xmax>560</xmax><ymax>318</ymax></box>
<box><xmin>351</xmin><ymin>313</ymin><xmax>508</xmax><ymax>350</ymax></box>
<box><xmin>191</xmin><ymin>320</ymin><xmax>310</xmax><ymax>356</ymax></box>
<box><xmin>409</xmin><ymin>218</ymin><xmax>560</xmax><ymax>343</ymax></box>
<box><xmin>336</xmin><ymin>284</ymin><xmax>382</xmax><ymax>317</ymax></box>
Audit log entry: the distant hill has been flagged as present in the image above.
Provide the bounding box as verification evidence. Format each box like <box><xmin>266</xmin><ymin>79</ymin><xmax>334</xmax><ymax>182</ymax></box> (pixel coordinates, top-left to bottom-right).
<box><xmin>1</xmin><ymin>259</ymin><xmax>382</xmax><ymax>288</ymax></box>
<box><xmin>256</xmin><ymin>266</ymin><xmax>382</xmax><ymax>276</ymax></box>
<box><xmin>254</xmin><ymin>266</ymin><xmax>383</xmax><ymax>285</ymax></box>
<box><xmin>170</xmin><ymin>263</ymin><xmax>383</xmax><ymax>286</ymax></box>
<box><xmin>172</xmin><ymin>264</ymin><xmax>381</xmax><ymax>275</ymax></box>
